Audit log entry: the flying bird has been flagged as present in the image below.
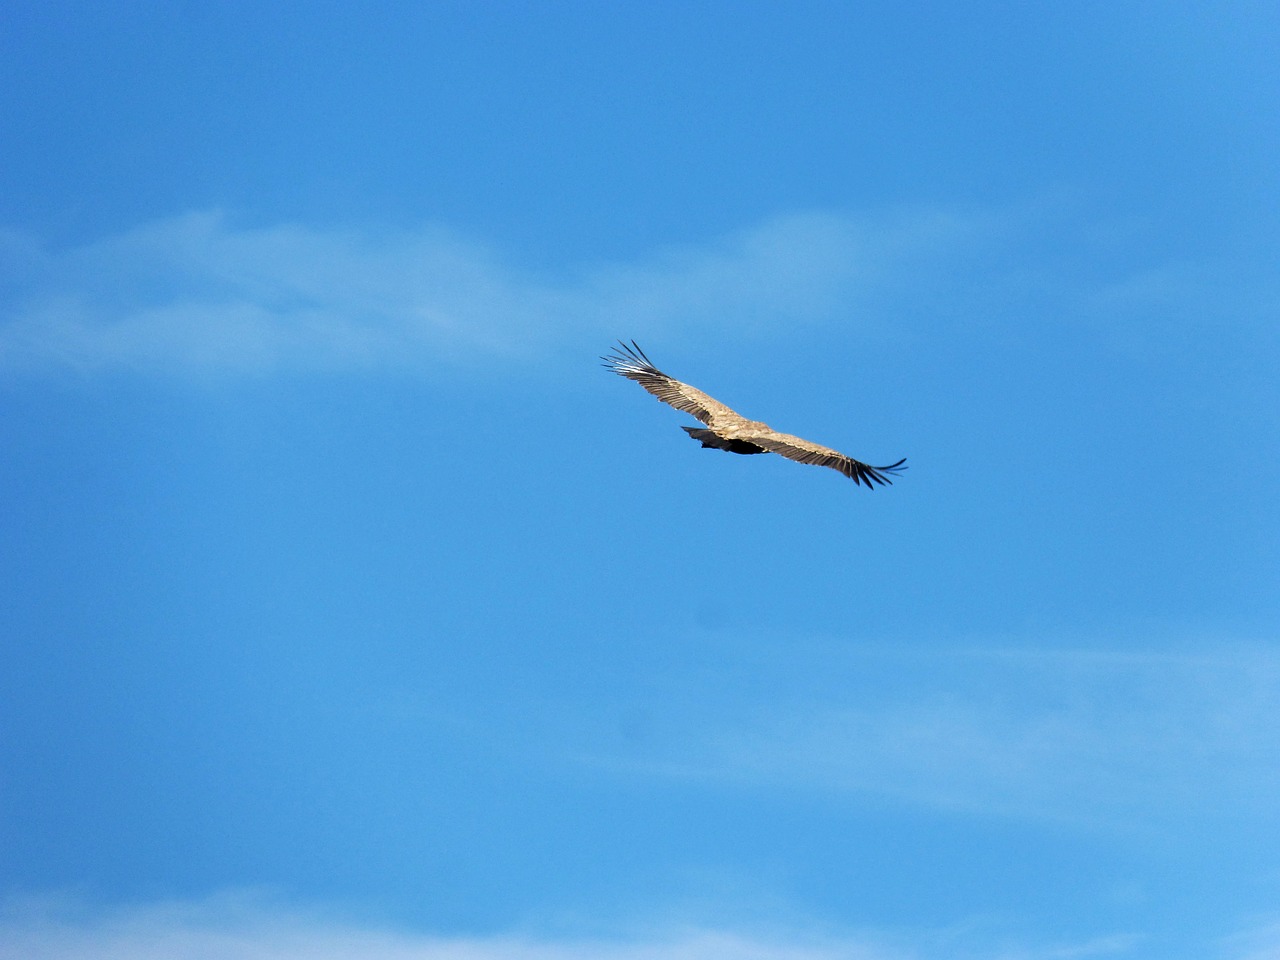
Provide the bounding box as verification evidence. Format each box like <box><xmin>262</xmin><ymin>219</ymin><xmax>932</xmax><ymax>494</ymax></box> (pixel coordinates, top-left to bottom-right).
<box><xmin>602</xmin><ymin>340</ymin><xmax>906</xmax><ymax>488</ymax></box>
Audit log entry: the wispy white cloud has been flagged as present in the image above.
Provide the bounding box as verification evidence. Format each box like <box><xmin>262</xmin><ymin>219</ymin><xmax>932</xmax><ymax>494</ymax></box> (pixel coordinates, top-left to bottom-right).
<box><xmin>1219</xmin><ymin>919</ymin><xmax>1280</xmax><ymax>960</ymax></box>
<box><xmin>0</xmin><ymin>891</ymin><xmax>903</xmax><ymax>960</ymax></box>
<box><xmin>573</xmin><ymin>643</ymin><xmax>1280</xmax><ymax>830</ymax></box>
<box><xmin>4</xmin><ymin>204</ymin><xmax>1271</xmax><ymax>378</ymax></box>
<box><xmin>0</xmin><ymin>890</ymin><xmax>1163</xmax><ymax>960</ymax></box>
<box><xmin>0</xmin><ymin>210</ymin><xmax>963</xmax><ymax>377</ymax></box>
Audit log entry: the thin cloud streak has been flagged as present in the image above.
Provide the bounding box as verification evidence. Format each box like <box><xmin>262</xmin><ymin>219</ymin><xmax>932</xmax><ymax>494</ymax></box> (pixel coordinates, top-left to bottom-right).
<box><xmin>574</xmin><ymin>643</ymin><xmax>1280</xmax><ymax>830</ymax></box>
<box><xmin>0</xmin><ymin>210</ymin><xmax>934</xmax><ymax>376</ymax></box>
<box><xmin>0</xmin><ymin>891</ymin><xmax>1166</xmax><ymax>960</ymax></box>
<box><xmin>0</xmin><ymin>893</ymin><xmax>900</xmax><ymax>960</ymax></box>
<box><xmin>5</xmin><ymin>201</ymin><xmax>1251</xmax><ymax>378</ymax></box>
<box><xmin>1219</xmin><ymin>920</ymin><xmax>1280</xmax><ymax>960</ymax></box>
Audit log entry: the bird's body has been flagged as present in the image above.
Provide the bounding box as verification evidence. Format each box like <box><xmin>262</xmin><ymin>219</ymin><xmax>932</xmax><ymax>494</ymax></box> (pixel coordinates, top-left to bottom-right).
<box><xmin>602</xmin><ymin>340</ymin><xmax>906</xmax><ymax>488</ymax></box>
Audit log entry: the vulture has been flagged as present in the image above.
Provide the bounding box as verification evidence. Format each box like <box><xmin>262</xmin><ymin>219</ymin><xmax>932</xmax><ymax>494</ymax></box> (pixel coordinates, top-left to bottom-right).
<box><xmin>602</xmin><ymin>340</ymin><xmax>906</xmax><ymax>488</ymax></box>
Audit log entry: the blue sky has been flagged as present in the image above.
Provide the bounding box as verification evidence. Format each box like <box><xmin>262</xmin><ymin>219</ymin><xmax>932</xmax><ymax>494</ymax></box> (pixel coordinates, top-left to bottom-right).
<box><xmin>2</xmin><ymin>2</ymin><xmax>1279</xmax><ymax>958</ymax></box>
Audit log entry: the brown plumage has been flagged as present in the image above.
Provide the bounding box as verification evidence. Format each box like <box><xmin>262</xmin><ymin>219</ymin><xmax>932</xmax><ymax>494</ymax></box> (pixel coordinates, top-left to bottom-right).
<box><xmin>602</xmin><ymin>340</ymin><xmax>906</xmax><ymax>488</ymax></box>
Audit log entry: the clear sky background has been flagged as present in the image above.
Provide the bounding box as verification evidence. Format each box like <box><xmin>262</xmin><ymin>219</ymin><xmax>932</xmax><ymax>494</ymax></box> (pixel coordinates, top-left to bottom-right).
<box><xmin>2</xmin><ymin>3</ymin><xmax>1279</xmax><ymax>959</ymax></box>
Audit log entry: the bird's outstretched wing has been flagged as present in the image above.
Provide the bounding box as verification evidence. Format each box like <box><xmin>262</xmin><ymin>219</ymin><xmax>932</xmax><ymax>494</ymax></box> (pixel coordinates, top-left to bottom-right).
<box><xmin>600</xmin><ymin>340</ymin><xmax>741</xmax><ymax>426</ymax></box>
<box><xmin>603</xmin><ymin>340</ymin><xmax>907</xmax><ymax>488</ymax></box>
<box><xmin>748</xmin><ymin>430</ymin><xmax>907</xmax><ymax>488</ymax></box>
